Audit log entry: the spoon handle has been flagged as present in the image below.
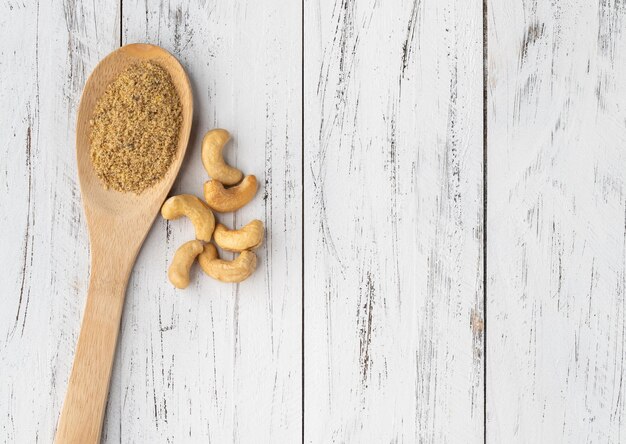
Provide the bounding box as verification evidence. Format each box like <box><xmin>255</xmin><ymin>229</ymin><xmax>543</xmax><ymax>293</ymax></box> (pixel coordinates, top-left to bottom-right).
<box><xmin>55</xmin><ymin>249</ymin><xmax>133</xmax><ymax>444</ymax></box>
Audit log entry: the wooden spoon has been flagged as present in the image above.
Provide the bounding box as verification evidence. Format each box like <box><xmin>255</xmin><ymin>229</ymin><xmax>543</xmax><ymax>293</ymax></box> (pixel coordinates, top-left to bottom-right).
<box><xmin>54</xmin><ymin>44</ymin><xmax>193</xmax><ymax>444</ymax></box>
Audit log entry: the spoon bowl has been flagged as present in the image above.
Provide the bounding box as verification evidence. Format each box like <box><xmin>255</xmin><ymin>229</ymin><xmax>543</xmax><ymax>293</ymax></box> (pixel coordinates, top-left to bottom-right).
<box><xmin>77</xmin><ymin>43</ymin><xmax>193</xmax><ymax>229</ymax></box>
<box><xmin>55</xmin><ymin>44</ymin><xmax>192</xmax><ymax>444</ymax></box>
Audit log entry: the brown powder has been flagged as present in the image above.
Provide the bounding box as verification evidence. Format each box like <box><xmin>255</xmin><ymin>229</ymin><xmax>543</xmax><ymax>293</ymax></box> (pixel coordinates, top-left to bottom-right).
<box><xmin>89</xmin><ymin>61</ymin><xmax>182</xmax><ymax>193</ymax></box>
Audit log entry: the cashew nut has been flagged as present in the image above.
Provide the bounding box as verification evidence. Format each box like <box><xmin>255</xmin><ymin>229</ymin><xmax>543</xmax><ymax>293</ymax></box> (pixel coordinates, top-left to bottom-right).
<box><xmin>213</xmin><ymin>220</ymin><xmax>264</xmax><ymax>252</ymax></box>
<box><xmin>168</xmin><ymin>240</ymin><xmax>204</xmax><ymax>289</ymax></box>
<box><xmin>198</xmin><ymin>243</ymin><xmax>257</xmax><ymax>283</ymax></box>
<box><xmin>203</xmin><ymin>175</ymin><xmax>258</xmax><ymax>213</ymax></box>
<box><xmin>201</xmin><ymin>129</ymin><xmax>243</xmax><ymax>186</ymax></box>
<box><xmin>161</xmin><ymin>194</ymin><xmax>215</xmax><ymax>241</ymax></box>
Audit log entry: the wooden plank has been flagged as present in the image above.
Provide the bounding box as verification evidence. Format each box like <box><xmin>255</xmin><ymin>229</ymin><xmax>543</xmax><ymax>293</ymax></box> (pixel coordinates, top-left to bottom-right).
<box><xmin>110</xmin><ymin>0</ymin><xmax>302</xmax><ymax>442</ymax></box>
<box><xmin>304</xmin><ymin>0</ymin><xmax>484</xmax><ymax>441</ymax></box>
<box><xmin>0</xmin><ymin>1</ymin><xmax>118</xmax><ymax>442</ymax></box>
<box><xmin>487</xmin><ymin>0</ymin><xmax>626</xmax><ymax>441</ymax></box>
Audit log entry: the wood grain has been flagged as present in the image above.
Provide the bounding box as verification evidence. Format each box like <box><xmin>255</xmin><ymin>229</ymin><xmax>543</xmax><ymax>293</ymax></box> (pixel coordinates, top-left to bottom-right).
<box><xmin>55</xmin><ymin>43</ymin><xmax>194</xmax><ymax>444</ymax></box>
<box><xmin>105</xmin><ymin>0</ymin><xmax>303</xmax><ymax>442</ymax></box>
<box><xmin>487</xmin><ymin>0</ymin><xmax>626</xmax><ymax>441</ymax></box>
<box><xmin>303</xmin><ymin>0</ymin><xmax>484</xmax><ymax>441</ymax></box>
<box><xmin>0</xmin><ymin>1</ymin><xmax>119</xmax><ymax>443</ymax></box>
<box><xmin>6</xmin><ymin>0</ymin><xmax>626</xmax><ymax>441</ymax></box>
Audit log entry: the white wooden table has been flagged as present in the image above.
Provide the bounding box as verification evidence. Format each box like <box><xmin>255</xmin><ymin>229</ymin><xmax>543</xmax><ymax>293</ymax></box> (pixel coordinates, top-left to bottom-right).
<box><xmin>1</xmin><ymin>0</ymin><xmax>625</xmax><ymax>442</ymax></box>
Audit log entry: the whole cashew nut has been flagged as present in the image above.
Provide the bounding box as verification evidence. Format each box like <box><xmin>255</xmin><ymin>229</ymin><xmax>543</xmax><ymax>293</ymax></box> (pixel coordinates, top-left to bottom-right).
<box><xmin>161</xmin><ymin>194</ymin><xmax>216</xmax><ymax>241</ymax></box>
<box><xmin>198</xmin><ymin>243</ymin><xmax>257</xmax><ymax>283</ymax></box>
<box><xmin>203</xmin><ymin>175</ymin><xmax>258</xmax><ymax>213</ymax></box>
<box><xmin>168</xmin><ymin>240</ymin><xmax>204</xmax><ymax>289</ymax></box>
<box><xmin>201</xmin><ymin>129</ymin><xmax>244</xmax><ymax>186</ymax></box>
<box><xmin>213</xmin><ymin>220</ymin><xmax>264</xmax><ymax>252</ymax></box>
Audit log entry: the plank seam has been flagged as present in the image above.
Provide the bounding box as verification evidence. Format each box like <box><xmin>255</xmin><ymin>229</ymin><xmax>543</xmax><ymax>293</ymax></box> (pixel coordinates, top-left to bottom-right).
<box><xmin>482</xmin><ymin>0</ymin><xmax>488</xmax><ymax>442</ymax></box>
<box><xmin>301</xmin><ymin>0</ymin><xmax>305</xmax><ymax>441</ymax></box>
<box><xmin>119</xmin><ymin>0</ymin><xmax>122</xmax><ymax>47</ymax></box>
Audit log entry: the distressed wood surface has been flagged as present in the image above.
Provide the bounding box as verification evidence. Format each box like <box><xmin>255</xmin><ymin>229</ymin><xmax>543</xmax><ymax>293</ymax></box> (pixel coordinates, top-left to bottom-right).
<box><xmin>107</xmin><ymin>0</ymin><xmax>302</xmax><ymax>442</ymax></box>
<box><xmin>487</xmin><ymin>0</ymin><xmax>626</xmax><ymax>442</ymax></box>
<box><xmin>0</xmin><ymin>0</ymin><xmax>301</xmax><ymax>443</ymax></box>
<box><xmin>4</xmin><ymin>0</ymin><xmax>626</xmax><ymax>442</ymax></box>
<box><xmin>303</xmin><ymin>0</ymin><xmax>484</xmax><ymax>442</ymax></box>
<box><xmin>0</xmin><ymin>1</ymin><xmax>119</xmax><ymax>443</ymax></box>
